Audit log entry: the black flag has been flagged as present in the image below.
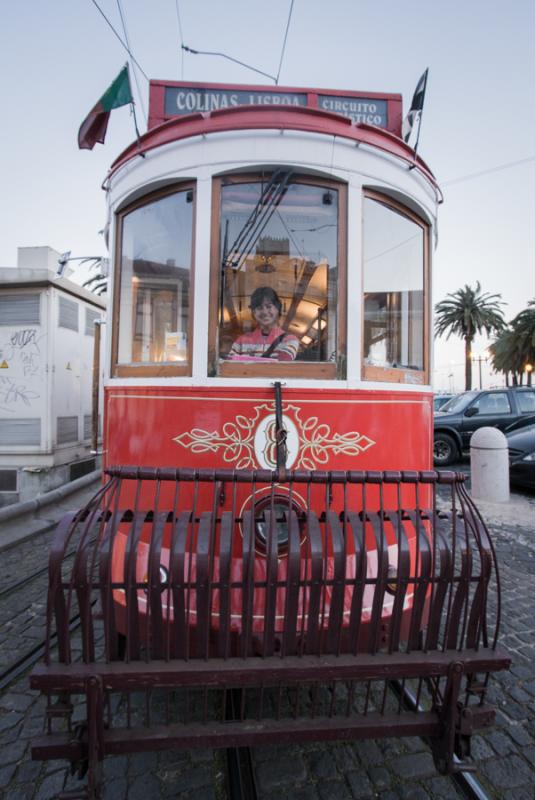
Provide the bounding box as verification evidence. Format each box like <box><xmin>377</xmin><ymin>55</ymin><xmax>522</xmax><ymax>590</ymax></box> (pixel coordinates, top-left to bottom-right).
<box><xmin>402</xmin><ymin>69</ymin><xmax>428</xmax><ymax>144</ymax></box>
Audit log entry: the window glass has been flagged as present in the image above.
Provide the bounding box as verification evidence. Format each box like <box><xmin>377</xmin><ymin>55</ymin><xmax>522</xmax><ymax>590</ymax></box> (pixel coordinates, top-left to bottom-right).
<box><xmin>363</xmin><ymin>197</ymin><xmax>425</xmax><ymax>373</ymax></box>
<box><xmin>440</xmin><ymin>392</ymin><xmax>477</xmax><ymax>413</ymax></box>
<box><xmin>117</xmin><ymin>188</ymin><xmax>193</xmax><ymax>367</ymax></box>
<box><xmin>471</xmin><ymin>392</ymin><xmax>511</xmax><ymax>415</ymax></box>
<box><xmin>518</xmin><ymin>391</ymin><xmax>535</xmax><ymax>413</ymax></box>
<box><xmin>217</xmin><ymin>179</ymin><xmax>338</xmax><ymax>365</ymax></box>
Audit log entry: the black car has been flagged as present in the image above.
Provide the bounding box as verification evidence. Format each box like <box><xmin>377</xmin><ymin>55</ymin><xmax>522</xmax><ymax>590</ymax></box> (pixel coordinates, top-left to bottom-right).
<box><xmin>433</xmin><ymin>393</ymin><xmax>455</xmax><ymax>412</ymax></box>
<box><xmin>433</xmin><ymin>387</ymin><xmax>535</xmax><ymax>466</ymax></box>
<box><xmin>506</xmin><ymin>416</ymin><xmax>535</xmax><ymax>489</ymax></box>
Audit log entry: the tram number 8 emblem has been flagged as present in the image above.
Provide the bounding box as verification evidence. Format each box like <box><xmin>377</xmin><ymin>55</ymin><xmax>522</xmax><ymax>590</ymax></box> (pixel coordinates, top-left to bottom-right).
<box><xmin>254</xmin><ymin>414</ymin><xmax>300</xmax><ymax>469</ymax></box>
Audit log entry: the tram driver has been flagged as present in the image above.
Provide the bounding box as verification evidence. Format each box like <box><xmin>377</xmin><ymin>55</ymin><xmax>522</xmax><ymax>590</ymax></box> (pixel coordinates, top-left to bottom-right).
<box><xmin>228</xmin><ymin>287</ymin><xmax>299</xmax><ymax>361</ymax></box>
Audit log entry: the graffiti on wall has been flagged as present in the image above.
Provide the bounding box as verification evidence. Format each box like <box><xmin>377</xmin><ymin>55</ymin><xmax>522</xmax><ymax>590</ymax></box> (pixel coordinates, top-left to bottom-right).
<box><xmin>0</xmin><ymin>328</ymin><xmax>44</xmax><ymax>412</ymax></box>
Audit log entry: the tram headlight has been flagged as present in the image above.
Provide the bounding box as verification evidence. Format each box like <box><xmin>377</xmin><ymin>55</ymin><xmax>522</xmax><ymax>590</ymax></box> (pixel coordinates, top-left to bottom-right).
<box><xmin>142</xmin><ymin>565</ymin><xmax>169</xmax><ymax>594</ymax></box>
<box><xmin>255</xmin><ymin>503</ymin><xmax>291</xmax><ymax>549</ymax></box>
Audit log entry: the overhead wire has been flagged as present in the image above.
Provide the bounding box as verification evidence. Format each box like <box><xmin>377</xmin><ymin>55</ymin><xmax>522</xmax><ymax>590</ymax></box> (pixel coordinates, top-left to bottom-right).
<box><xmin>175</xmin><ymin>0</ymin><xmax>185</xmax><ymax>79</ymax></box>
<box><xmin>181</xmin><ymin>45</ymin><xmax>276</xmax><ymax>82</ymax></box>
<box><xmin>364</xmin><ymin>233</ymin><xmax>420</xmax><ymax>264</ymax></box>
<box><xmin>116</xmin><ymin>0</ymin><xmax>147</xmax><ymax>123</ymax></box>
<box><xmin>276</xmin><ymin>0</ymin><xmax>295</xmax><ymax>85</ymax></box>
<box><xmin>89</xmin><ymin>0</ymin><xmax>149</xmax><ymax>82</ymax></box>
<box><xmin>180</xmin><ymin>0</ymin><xmax>294</xmax><ymax>85</ymax></box>
<box><xmin>442</xmin><ymin>154</ymin><xmax>535</xmax><ymax>187</ymax></box>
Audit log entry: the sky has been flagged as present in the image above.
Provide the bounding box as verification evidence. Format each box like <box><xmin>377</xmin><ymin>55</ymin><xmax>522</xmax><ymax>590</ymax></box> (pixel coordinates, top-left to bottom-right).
<box><xmin>2</xmin><ymin>0</ymin><xmax>534</xmax><ymax>391</ymax></box>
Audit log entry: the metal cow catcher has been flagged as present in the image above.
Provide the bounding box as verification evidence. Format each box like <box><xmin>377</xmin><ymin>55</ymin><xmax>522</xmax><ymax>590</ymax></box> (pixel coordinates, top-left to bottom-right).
<box><xmin>30</xmin><ymin>76</ymin><xmax>510</xmax><ymax>797</ymax></box>
<box><xmin>31</xmin><ymin>467</ymin><xmax>508</xmax><ymax>797</ymax></box>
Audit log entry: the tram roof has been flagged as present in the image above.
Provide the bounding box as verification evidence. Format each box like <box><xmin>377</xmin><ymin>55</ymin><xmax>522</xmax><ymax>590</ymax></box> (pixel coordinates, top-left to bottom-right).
<box><xmin>108</xmin><ymin>80</ymin><xmax>439</xmax><ymax>192</ymax></box>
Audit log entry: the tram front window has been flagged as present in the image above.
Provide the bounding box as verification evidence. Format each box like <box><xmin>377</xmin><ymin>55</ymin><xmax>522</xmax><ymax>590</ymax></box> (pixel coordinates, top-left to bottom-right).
<box><xmin>363</xmin><ymin>194</ymin><xmax>427</xmax><ymax>382</ymax></box>
<box><xmin>114</xmin><ymin>185</ymin><xmax>194</xmax><ymax>376</ymax></box>
<box><xmin>213</xmin><ymin>176</ymin><xmax>342</xmax><ymax>376</ymax></box>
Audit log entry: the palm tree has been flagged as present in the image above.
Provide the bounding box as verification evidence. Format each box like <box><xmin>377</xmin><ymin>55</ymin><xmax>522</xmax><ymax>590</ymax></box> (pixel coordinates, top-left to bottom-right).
<box><xmin>82</xmin><ymin>258</ymin><xmax>108</xmax><ymax>296</ymax></box>
<box><xmin>490</xmin><ymin>300</ymin><xmax>535</xmax><ymax>386</ymax></box>
<box><xmin>509</xmin><ymin>300</ymin><xmax>535</xmax><ymax>385</ymax></box>
<box><xmin>435</xmin><ymin>282</ymin><xmax>506</xmax><ymax>390</ymax></box>
<box><xmin>488</xmin><ymin>329</ymin><xmax>522</xmax><ymax>386</ymax></box>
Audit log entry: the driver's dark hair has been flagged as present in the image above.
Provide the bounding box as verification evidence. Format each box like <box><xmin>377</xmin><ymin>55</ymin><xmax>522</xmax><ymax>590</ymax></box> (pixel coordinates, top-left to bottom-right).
<box><xmin>250</xmin><ymin>286</ymin><xmax>282</xmax><ymax>314</ymax></box>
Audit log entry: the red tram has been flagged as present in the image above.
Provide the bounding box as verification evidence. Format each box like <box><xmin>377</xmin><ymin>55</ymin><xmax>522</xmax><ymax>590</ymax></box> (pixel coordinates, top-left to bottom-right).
<box><xmin>30</xmin><ymin>80</ymin><xmax>510</xmax><ymax>798</ymax></box>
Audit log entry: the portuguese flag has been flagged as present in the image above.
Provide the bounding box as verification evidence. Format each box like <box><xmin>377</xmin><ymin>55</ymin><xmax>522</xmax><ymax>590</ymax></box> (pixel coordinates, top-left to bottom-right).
<box><xmin>78</xmin><ymin>66</ymin><xmax>133</xmax><ymax>150</ymax></box>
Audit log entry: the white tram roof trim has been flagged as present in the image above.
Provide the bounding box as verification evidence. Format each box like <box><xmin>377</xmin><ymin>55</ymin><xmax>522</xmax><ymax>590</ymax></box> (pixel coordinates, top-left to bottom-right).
<box><xmin>107</xmin><ymin>127</ymin><xmax>439</xmax><ymax>225</ymax></box>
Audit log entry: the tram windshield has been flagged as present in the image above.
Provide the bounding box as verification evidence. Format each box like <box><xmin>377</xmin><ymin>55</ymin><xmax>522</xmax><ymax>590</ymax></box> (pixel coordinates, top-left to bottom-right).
<box><xmin>363</xmin><ymin>195</ymin><xmax>426</xmax><ymax>379</ymax></box>
<box><xmin>215</xmin><ymin>176</ymin><xmax>340</xmax><ymax>371</ymax></box>
<box><xmin>115</xmin><ymin>186</ymin><xmax>194</xmax><ymax>374</ymax></box>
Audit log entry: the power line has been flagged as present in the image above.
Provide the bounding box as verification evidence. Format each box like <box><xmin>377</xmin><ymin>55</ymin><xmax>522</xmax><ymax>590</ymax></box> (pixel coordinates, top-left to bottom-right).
<box><xmin>181</xmin><ymin>45</ymin><xmax>277</xmax><ymax>83</ymax></box>
<box><xmin>442</xmin><ymin>154</ymin><xmax>535</xmax><ymax>187</ymax></box>
<box><xmin>116</xmin><ymin>0</ymin><xmax>147</xmax><ymax>123</ymax></box>
<box><xmin>175</xmin><ymin>0</ymin><xmax>185</xmax><ymax>79</ymax></box>
<box><xmin>364</xmin><ymin>232</ymin><xmax>420</xmax><ymax>264</ymax></box>
<box><xmin>89</xmin><ymin>0</ymin><xmax>149</xmax><ymax>82</ymax></box>
<box><xmin>276</xmin><ymin>0</ymin><xmax>295</xmax><ymax>85</ymax></box>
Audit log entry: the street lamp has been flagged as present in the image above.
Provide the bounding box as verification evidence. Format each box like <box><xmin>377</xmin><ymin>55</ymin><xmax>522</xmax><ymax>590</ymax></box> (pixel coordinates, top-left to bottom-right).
<box><xmin>526</xmin><ymin>363</ymin><xmax>533</xmax><ymax>387</ymax></box>
<box><xmin>57</xmin><ymin>253</ymin><xmax>105</xmax><ymax>278</ymax></box>
<box><xmin>471</xmin><ymin>351</ymin><xmax>488</xmax><ymax>390</ymax></box>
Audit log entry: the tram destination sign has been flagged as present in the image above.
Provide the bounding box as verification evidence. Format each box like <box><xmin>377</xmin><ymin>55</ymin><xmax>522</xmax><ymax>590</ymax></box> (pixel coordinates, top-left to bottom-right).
<box><xmin>149</xmin><ymin>81</ymin><xmax>401</xmax><ymax>135</ymax></box>
<box><xmin>164</xmin><ymin>87</ymin><xmax>308</xmax><ymax>116</ymax></box>
<box><xmin>318</xmin><ymin>95</ymin><xmax>387</xmax><ymax>126</ymax></box>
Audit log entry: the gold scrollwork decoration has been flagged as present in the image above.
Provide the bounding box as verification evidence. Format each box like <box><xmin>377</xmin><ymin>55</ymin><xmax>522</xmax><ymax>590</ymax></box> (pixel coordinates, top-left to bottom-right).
<box><xmin>173</xmin><ymin>402</ymin><xmax>375</xmax><ymax>469</ymax></box>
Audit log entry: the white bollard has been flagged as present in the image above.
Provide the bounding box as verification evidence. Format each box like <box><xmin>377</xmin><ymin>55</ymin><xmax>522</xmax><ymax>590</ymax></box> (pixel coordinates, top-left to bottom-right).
<box><xmin>470</xmin><ymin>427</ymin><xmax>510</xmax><ymax>503</ymax></box>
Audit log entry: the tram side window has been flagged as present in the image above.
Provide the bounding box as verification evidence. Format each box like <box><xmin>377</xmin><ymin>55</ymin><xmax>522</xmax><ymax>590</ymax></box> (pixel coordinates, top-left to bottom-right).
<box><xmin>114</xmin><ymin>186</ymin><xmax>194</xmax><ymax>375</ymax></box>
<box><xmin>212</xmin><ymin>176</ymin><xmax>343</xmax><ymax>377</ymax></box>
<box><xmin>362</xmin><ymin>195</ymin><xmax>427</xmax><ymax>382</ymax></box>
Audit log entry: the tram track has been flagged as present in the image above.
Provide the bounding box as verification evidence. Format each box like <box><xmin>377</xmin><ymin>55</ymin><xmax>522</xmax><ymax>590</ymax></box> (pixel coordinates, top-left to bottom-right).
<box><xmin>226</xmin><ymin>746</ymin><xmax>258</xmax><ymax>800</ymax></box>
<box><xmin>225</xmin><ymin>689</ymin><xmax>259</xmax><ymax>800</ymax></box>
<box><xmin>0</xmin><ymin>540</ymin><xmax>96</xmax><ymax>602</ymax></box>
<box><xmin>223</xmin><ymin>680</ymin><xmax>493</xmax><ymax>800</ymax></box>
<box><xmin>0</xmin><ymin>612</ymin><xmax>83</xmax><ymax>693</ymax></box>
<box><xmin>390</xmin><ymin>680</ymin><xmax>493</xmax><ymax>800</ymax></box>
<box><xmin>0</xmin><ymin>541</ymin><xmax>96</xmax><ymax>692</ymax></box>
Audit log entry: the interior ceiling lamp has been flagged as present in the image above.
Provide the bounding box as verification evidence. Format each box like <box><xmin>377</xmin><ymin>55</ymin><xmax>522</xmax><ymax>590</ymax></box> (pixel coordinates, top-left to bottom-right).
<box><xmin>255</xmin><ymin>256</ymin><xmax>276</xmax><ymax>273</ymax></box>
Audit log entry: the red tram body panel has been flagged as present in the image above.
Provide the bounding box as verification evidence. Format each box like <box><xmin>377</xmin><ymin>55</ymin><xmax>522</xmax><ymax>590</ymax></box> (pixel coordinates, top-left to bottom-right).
<box><xmin>104</xmin><ymin>386</ymin><xmax>433</xmax><ymax>475</ymax></box>
<box><xmin>105</xmin><ymin>386</ymin><xmax>434</xmax><ymax>647</ymax></box>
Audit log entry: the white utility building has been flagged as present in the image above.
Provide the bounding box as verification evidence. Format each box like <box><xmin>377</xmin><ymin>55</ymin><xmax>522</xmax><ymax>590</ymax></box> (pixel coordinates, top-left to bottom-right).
<box><xmin>0</xmin><ymin>246</ymin><xmax>105</xmax><ymax>506</ymax></box>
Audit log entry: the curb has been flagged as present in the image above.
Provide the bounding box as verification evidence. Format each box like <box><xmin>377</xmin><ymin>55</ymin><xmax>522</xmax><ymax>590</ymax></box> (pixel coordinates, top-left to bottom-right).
<box><xmin>0</xmin><ymin>471</ymin><xmax>101</xmax><ymax>552</ymax></box>
<box><xmin>0</xmin><ymin>470</ymin><xmax>101</xmax><ymax>524</ymax></box>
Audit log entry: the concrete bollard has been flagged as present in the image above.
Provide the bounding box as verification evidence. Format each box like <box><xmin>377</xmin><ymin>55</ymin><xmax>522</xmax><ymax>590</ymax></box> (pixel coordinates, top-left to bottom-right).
<box><xmin>470</xmin><ymin>427</ymin><xmax>510</xmax><ymax>503</ymax></box>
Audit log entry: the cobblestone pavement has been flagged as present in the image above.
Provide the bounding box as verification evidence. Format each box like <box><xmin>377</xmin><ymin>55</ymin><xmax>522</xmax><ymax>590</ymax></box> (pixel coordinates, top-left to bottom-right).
<box><xmin>1</xmin><ymin>479</ymin><xmax>535</xmax><ymax>799</ymax></box>
<box><xmin>0</xmin><ymin>530</ymin><xmax>56</xmax><ymax>673</ymax></box>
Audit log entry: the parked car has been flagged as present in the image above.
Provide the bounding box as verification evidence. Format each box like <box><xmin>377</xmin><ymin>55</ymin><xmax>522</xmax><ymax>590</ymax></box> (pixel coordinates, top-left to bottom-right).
<box><xmin>433</xmin><ymin>393</ymin><xmax>455</xmax><ymax>412</ymax></box>
<box><xmin>433</xmin><ymin>387</ymin><xmax>535</xmax><ymax>466</ymax></box>
<box><xmin>506</xmin><ymin>416</ymin><xmax>535</xmax><ymax>489</ymax></box>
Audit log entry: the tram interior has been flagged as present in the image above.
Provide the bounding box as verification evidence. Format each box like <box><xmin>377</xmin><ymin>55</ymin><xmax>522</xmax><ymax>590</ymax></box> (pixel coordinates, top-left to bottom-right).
<box><xmin>218</xmin><ymin>179</ymin><xmax>338</xmax><ymax>362</ymax></box>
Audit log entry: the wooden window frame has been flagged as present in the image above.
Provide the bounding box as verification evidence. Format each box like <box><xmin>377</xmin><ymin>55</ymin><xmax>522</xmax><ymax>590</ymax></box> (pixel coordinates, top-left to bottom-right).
<box><xmin>111</xmin><ymin>182</ymin><xmax>196</xmax><ymax>378</ymax></box>
<box><xmin>362</xmin><ymin>190</ymin><xmax>430</xmax><ymax>385</ymax></box>
<box><xmin>208</xmin><ymin>173</ymin><xmax>347</xmax><ymax>380</ymax></box>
